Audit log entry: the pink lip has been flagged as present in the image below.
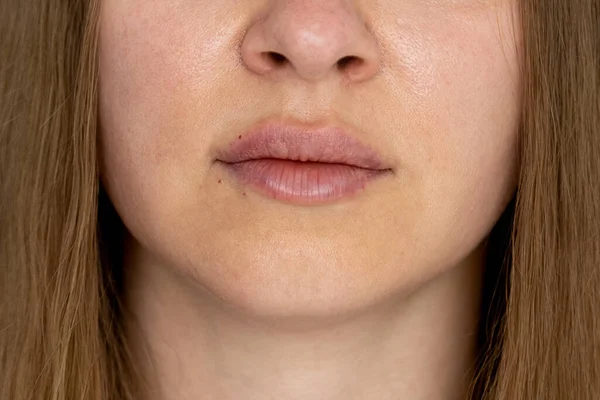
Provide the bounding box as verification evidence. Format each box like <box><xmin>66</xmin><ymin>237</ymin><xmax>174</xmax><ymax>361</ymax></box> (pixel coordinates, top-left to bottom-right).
<box><xmin>215</xmin><ymin>122</ymin><xmax>392</xmax><ymax>205</ymax></box>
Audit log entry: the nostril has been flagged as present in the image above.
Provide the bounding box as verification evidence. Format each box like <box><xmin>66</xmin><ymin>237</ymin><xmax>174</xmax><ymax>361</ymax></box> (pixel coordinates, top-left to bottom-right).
<box><xmin>337</xmin><ymin>56</ymin><xmax>360</xmax><ymax>70</ymax></box>
<box><xmin>265</xmin><ymin>51</ymin><xmax>287</xmax><ymax>65</ymax></box>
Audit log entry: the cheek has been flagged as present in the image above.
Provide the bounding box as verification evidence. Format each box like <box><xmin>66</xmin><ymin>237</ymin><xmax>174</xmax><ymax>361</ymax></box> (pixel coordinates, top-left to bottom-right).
<box><xmin>379</xmin><ymin>6</ymin><xmax>521</xmax><ymax>257</ymax></box>
<box><xmin>434</xmin><ymin>17</ymin><xmax>520</xmax><ymax>207</ymax></box>
<box><xmin>430</xmin><ymin>37</ymin><xmax>520</xmax><ymax>198</ymax></box>
<box><xmin>97</xmin><ymin>3</ymin><xmax>218</xmax><ymax>226</ymax></box>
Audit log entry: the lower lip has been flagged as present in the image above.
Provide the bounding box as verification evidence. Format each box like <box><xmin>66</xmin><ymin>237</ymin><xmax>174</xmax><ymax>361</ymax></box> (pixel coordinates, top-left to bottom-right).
<box><xmin>219</xmin><ymin>159</ymin><xmax>388</xmax><ymax>205</ymax></box>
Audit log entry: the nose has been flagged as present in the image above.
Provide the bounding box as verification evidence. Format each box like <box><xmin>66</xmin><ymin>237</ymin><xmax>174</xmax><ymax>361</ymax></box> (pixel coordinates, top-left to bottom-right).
<box><xmin>240</xmin><ymin>1</ymin><xmax>381</xmax><ymax>83</ymax></box>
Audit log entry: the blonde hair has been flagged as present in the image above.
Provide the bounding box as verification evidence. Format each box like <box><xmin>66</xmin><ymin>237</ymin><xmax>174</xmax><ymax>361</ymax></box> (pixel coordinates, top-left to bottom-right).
<box><xmin>1</xmin><ymin>0</ymin><xmax>598</xmax><ymax>399</ymax></box>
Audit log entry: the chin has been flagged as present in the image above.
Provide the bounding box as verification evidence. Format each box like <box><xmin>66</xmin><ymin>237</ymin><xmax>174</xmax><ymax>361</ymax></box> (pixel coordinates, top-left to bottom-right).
<box><xmin>132</xmin><ymin>227</ymin><xmax>413</xmax><ymax>322</ymax></box>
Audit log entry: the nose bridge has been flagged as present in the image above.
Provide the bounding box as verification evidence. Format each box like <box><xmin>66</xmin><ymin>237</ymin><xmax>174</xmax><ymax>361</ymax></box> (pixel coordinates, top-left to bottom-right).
<box><xmin>241</xmin><ymin>0</ymin><xmax>381</xmax><ymax>83</ymax></box>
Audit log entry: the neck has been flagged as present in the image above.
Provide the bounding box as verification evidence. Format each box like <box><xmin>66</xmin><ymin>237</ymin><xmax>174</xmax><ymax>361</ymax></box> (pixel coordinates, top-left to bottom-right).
<box><xmin>123</xmin><ymin>242</ymin><xmax>485</xmax><ymax>400</ymax></box>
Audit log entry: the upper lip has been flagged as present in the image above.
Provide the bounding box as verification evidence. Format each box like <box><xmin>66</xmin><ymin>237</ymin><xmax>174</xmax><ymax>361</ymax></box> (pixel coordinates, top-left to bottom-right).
<box><xmin>215</xmin><ymin>120</ymin><xmax>391</xmax><ymax>170</ymax></box>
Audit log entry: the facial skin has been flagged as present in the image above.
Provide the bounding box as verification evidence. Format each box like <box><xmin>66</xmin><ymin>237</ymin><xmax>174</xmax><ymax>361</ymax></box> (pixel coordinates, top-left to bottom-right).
<box><xmin>98</xmin><ymin>1</ymin><xmax>520</xmax><ymax>399</ymax></box>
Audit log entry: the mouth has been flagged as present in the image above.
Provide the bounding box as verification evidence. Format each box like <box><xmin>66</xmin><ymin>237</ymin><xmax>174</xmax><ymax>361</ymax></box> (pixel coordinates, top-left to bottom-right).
<box><xmin>215</xmin><ymin>121</ymin><xmax>393</xmax><ymax>205</ymax></box>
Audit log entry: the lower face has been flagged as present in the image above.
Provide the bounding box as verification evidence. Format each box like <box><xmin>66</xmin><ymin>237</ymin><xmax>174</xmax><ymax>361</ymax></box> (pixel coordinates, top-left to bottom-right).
<box><xmin>98</xmin><ymin>0</ymin><xmax>520</xmax><ymax>317</ymax></box>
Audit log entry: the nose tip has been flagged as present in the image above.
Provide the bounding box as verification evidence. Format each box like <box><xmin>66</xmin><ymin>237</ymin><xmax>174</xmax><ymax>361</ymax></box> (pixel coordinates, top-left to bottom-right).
<box><xmin>240</xmin><ymin>2</ymin><xmax>381</xmax><ymax>83</ymax></box>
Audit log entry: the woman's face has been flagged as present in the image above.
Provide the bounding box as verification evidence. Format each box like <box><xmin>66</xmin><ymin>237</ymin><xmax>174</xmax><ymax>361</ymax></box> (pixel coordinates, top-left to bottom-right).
<box><xmin>98</xmin><ymin>0</ymin><xmax>520</xmax><ymax>315</ymax></box>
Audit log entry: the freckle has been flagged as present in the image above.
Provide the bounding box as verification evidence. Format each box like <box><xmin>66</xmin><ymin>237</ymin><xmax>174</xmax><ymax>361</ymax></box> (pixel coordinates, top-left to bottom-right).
<box><xmin>218</xmin><ymin>179</ymin><xmax>222</xmax><ymax>183</ymax></box>
<box><xmin>242</xmin><ymin>192</ymin><xmax>246</xmax><ymax>196</ymax></box>
<box><xmin>238</xmin><ymin>135</ymin><xmax>242</xmax><ymax>139</ymax></box>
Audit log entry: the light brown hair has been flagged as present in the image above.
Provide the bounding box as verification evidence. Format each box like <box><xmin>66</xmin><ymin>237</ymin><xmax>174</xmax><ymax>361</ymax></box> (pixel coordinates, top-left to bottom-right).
<box><xmin>1</xmin><ymin>0</ymin><xmax>598</xmax><ymax>399</ymax></box>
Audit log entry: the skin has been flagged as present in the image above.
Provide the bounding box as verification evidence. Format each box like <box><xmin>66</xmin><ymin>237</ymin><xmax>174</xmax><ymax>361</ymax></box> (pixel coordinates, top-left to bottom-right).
<box><xmin>98</xmin><ymin>0</ymin><xmax>521</xmax><ymax>399</ymax></box>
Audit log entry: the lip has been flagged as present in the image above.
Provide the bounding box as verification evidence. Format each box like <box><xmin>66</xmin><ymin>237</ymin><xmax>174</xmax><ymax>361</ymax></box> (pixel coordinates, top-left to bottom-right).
<box><xmin>215</xmin><ymin>121</ymin><xmax>392</xmax><ymax>205</ymax></box>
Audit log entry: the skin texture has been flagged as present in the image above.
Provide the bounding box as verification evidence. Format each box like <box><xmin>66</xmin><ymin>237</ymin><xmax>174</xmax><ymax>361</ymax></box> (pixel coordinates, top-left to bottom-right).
<box><xmin>98</xmin><ymin>0</ymin><xmax>520</xmax><ymax>399</ymax></box>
